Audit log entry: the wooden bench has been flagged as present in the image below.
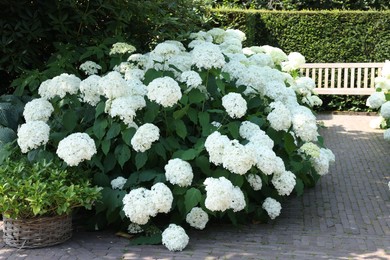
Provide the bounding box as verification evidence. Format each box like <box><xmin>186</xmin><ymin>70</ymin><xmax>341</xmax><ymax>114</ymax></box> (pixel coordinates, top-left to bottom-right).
<box><xmin>299</xmin><ymin>63</ymin><xmax>385</xmax><ymax>95</ymax></box>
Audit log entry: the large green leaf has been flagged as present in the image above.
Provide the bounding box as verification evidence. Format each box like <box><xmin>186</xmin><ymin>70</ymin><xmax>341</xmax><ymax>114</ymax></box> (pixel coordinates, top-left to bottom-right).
<box><xmin>115</xmin><ymin>144</ymin><xmax>131</xmax><ymax>168</ymax></box>
<box><xmin>184</xmin><ymin>188</ymin><xmax>202</xmax><ymax>213</ymax></box>
<box><xmin>0</xmin><ymin>127</ymin><xmax>16</xmax><ymax>145</ymax></box>
<box><xmin>93</xmin><ymin>172</ymin><xmax>110</xmax><ymax>187</ymax></box>
<box><xmin>284</xmin><ymin>132</ymin><xmax>297</xmax><ymax>155</ymax></box>
<box><xmin>106</xmin><ymin>122</ymin><xmax>122</xmax><ymax>139</ymax></box>
<box><xmin>188</xmin><ymin>89</ymin><xmax>206</xmax><ymax>103</ymax></box>
<box><xmin>135</xmin><ymin>152</ymin><xmax>148</xmax><ymax>170</ymax></box>
<box><xmin>101</xmin><ymin>139</ymin><xmax>111</xmax><ymax>155</ymax></box>
<box><xmin>121</xmin><ymin>127</ymin><xmax>136</xmax><ymax>146</ymax></box>
<box><xmin>173</xmin><ymin>105</ymin><xmax>189</xmax><ymax>120</ymax></box>
<box><xmin>93</xmin><ymin>118</ymin><xmax>108</xmax><ymax>140</ymax></box>
<box><xmin>174</xmin><ymin>119</ymin><xmax>187</xmax><ymax>139</ymax></box>
<box><xmin>62</xmin><ymin>110</ymin><xmax>78</xmax><ymax>132</ymax></box>
<box><xmin>129</xmin><ymin>233</ymin><xmax>162</xmax><ymax>245</ymax></box>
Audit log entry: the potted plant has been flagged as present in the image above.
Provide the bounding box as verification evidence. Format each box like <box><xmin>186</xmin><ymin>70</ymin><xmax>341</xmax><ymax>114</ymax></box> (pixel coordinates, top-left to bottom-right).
<box><xmin>0</xmin><ymin>146</ymin><xmax>101</xmax><ymax>248</ymax></box>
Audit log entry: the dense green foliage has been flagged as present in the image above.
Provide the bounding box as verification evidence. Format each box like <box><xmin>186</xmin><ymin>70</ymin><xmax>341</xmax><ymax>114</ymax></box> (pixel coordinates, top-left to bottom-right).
<box><xmin>210</xmin><ymin>9</ymin><xmax>390</xmax><ymax>63</ymax></box>
<box><xmin>212</xmin><ymin>0</ymin><xmax>390</xmax><ymax>10</ymax></box>
<box><xmin>0</xmin><ymin>0</ymin><xmax>209</xmax><ymax>95</ymax></box>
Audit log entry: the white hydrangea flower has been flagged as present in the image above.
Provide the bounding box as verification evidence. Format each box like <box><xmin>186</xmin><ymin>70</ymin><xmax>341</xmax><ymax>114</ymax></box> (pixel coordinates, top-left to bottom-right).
<box><xmin>190</xmin><ymin>30</ymin><xmax>213</xmax><ymax>42</ymax></box>
<box><xmin>124</xmin><ymin>69</ymin><xmax>145</xmax><ymax>81</ymax></box>
<box><xmin>272</xmin><ymin>171</ymin><xmax>296</xmax><ymax>196</ymax></box>
<box><xmin>380</xmin><ymin>101</ymin><xmax>390</xmax><ymax>119</ymax></box>
<box><xmin>246</xmin><ymin>174</ymin><xmax>262</xmax><ymax>191</ymax></box>
<box><xmin>298</xmin><ymin>142</ymin><xmax>321</xmax><ymax>158</ymax></box>
<box><xmin>258</xmin><ymin>45</ymin><xmax>288</xmax><ymax>65</ymax></box>
<box><xmin>79</xmin><ymin>75</ymin><xmax>102</xmax><ymax>106</ymax></box>
<box><xmin>110</xmin><ymin>42</ymin><xmax>136</xmax><ymax>55</ymax></box>
<box><xmin>222</xmin><ymin>93</ymin><xmax>247</xmax><ymax>119</ymax></box>
<box><xmin>128</xmin><ymin>53</ymin><xmax>149</xmax><ymax>69</ymax></box>
<box><xmin>366</xmin><ymin>92</ymin><xmax>386</xmax><ymax>109</ymax></box>
<box><xmin>179</xmin><ymin>71</ymin><xmax>202</xmax><ymax>89</ymax></box>
<box><xmin>374</xmin><ymin>77</ymin><xmax>390</xmax><ymax>90</ymax></box>
<box><xmin>246</xmin><ymin>131</ymin><xmax>274</xmax><ymax>149</ymax></box>
<box><xmin>39</xmin><ymin>73</ymin><xmax>80</xmax><ymax>99</ymax></box>
<box><xmin>111</xmin><ymin>176</ymin><xmax>127</xmax><ymax>190</ymax></box>
<box><xmin>114</xmin><ymin>62</ymin><xmax>136</xmax><ymax>74</ymax></box>
<box><xmin>150</xmin><ymin>182</ymin><xmax>173</xmax><ymax>214</ymax></box>
<box><xmin>79</xmin><ymin>61</ymin><xmax>102</xmax><ymax>75</ymax></box>
<box><xmin>147</xmin><ymin>77</ymin><xmax>182</xmax><ymax>107</ymax></box>
<box><xmin>381</xmin><ymin>60</ymin><xmax>390</xmax><ymax>78</ymax></box>
<box><xmin>239</xmin><ymin>121</ymin><xmax>262</xmax><ymax>140</ymax></box>
<box><xmin>127</xmin><ymin>79</ymin><xmax>148</xmax><ymax>96</ymax></box>
<box><xmin>267</xmin><ymin>101</ymin><xmax>292</xmax><ymax>131</ymax></box>
<box><xmin>291</xmin><ymin>106</ymin><xmax>319</xmax><ymax>142</ymax></box>
<box><xmin>122</xmin><ymin>188</ymin><xmax>156</xmax><ymax>225</ymax></box>
<box><xmin>222</xmin><ymin>140</ymin><xmax>255</xmax><ymax>175</ymax></box>
<box><xmin>17</xmin><ymin>121</ymin><xmax>50</xmax><ymax>153</ymax></box>
<box><xmin>247</xmin><ymin>145</ymin><xmax>281</xmax><ymax>175</ymax></box>
<box><xmin>206</xmin><ymin>28</ymin><xmax>226</xmax><ymax>43</ymax></box>
<box><xmin>164</xmin><ymin>158</ymin><xmax>193</xmax><ymax>187</ymax></box>
<box><xmin>167</xmin><ymin>53</ymin><xmax>193</xmax><ymax>74</ymax></box>
<box><xmin>222</xmin><ymin>59</ymin><xmax>248</xmax><ymax>81</ymax></box>
<box><xmin>369</xmin><ymin>116</ymin><xmax>383</xmax><ymax>129</ymax></box>
<box><xmin>384</xmin><ymin>129</ymin><xmax>390</xmax><ymax>141</ymax></box>
<box><xmin>150</xmin><ymin>42</ymin><xmax>182</xmax><ymax>62</ymax></box>
<box><xmin>162</xmin><ymin>224</ymin><xmax>189</xmax><ymax>252</ymax></box>
<box><xmin>106</xmin><ymin>95</ymin><xmax>146</xmax><ymax>126</ymax></box>
<box><xmin>56</xmin><ymin>132</ymin><xmax>97</xmax><ymax>166</ymax></box>
<box><xmin>302</xmin><ymin>95</ymin><xmax>323</xmax><ymax>107</ymax></box>
<box><xmin>230</xmin><ymin>187</ymin><xmax>246</xmax><ymax>212</ymax></box>
<box><xmin>23</xmin><ymin>98</ymin><xmax>54</xmax><ymax>122</ymax></box>
<box><xmin>204</xmin><ymin>177</ymin><xmax>234</xmax><ymax>212</ymax></box>
<box><xmin>131</xmin><ymin>123</ymin><xmax>160</xmax><ymax>152</ymax></box>
<box><xmin>281</xmin><ymin>52</ymin><xmax>306</xmax><ymax>72</ymax></box>
<box><xmin>293</xmin><ymin>77</ymin><xmax>316</xmax><ymax>96</ymax></box>
<box><xmin>100</xmin><ymin>71</ymin><xmax>130</xmax><ymax>99</ymax></box>
<box><xmin>186</xmin><ymin>207</ymin><xmax>209</xmax><ymax>230</ymax></box>
<box><xmin>264</xmin><ymin>80</ymin><xmax>290</xmax><ymax>101</ymax></box>
<box><xmin>225</xmin><ymin>29</ymin><xmax>246</xmax><ymax>42</ymax></box>
<box><xmin>205</xmin><ymin>131</ymin><xmax>230</xmax><ymax>166</ymax></box>
<box><xmin>248</xmin><ymin>53</ymin><xmax>274</xmax><ymax>68</ymax></box>
<box><xmin>191</xmin><ymin>42</ymin><xmax>226</xmax><ymax>70</ymax></box>
<box><xmin>262</xmin><ymin>197</ymin><xmax>282</xmax><ymax>220</ymax></box>
<box><xmin>127</xmin><ymin>223</ymin><xmax>143</xmax><ymax>234</ymax></box>
<box><xmin>311</xmin><ymin>148</ymin><xmax>335</xmax><ymax>176</ymax></box>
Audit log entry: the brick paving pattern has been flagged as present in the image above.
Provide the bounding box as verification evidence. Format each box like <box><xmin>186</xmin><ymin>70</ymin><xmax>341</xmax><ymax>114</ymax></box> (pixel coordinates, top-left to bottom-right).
<box><xmin>0</xmin><ymin>114</ymin><xmax>389</xmax><ymax>260</ymax></box>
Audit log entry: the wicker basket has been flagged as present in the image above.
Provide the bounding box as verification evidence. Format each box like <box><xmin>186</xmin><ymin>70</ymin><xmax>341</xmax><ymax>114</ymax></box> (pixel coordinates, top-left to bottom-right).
<box><xmin>2</xmin><ymin>214</ymin><xmax>72</xmax><ymax>249</ymax></box>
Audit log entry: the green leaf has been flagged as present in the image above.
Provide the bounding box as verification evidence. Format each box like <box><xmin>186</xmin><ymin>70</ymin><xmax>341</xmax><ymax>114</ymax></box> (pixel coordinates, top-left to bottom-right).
<box><xmin>227</xmin><ymin>121</ymin><xmax>240</xmax><ymax>139</ymax></box>
<box><xmin>295</xmin><ymin>178</ymin><xmax>304</xmax><ymax>196</ymax></box>
<box><xmin>284</xmin><ymin>133</ymin><xmax>297</xmax><ymax>155</ymax></box>
<box><xmin>135</xmin><ymin>152</ymin><xmax>148</xmax><ymax>170</ymax></box>
<box><xmin>106</xmin><ymin>122</ymin><xmax>122</xmax><ymax>139</ymax></box>
<box><xmin>154</xmin><ymin>142</ymin><xmax>166</xmax><ymax>160</ymax></box>
<box><xmin>115</xmin><ymin>144</ymin><xmax>131</xmax><ymax>168</ymax></box>
<box><xmin>93</xmin><ymin>172</ymin><xmax>110</xmax><ymax>187</ymax></box>
<box><xmin>216</xmin><ymin>79</ymin><xmax>225</xmax><ymax>94</ymax></box>
<box><xmin>184</xmin><ymin>188</ymin><xmax>202</xmax><ymax>213</ymax></box>
<box><xmin>180</xmin><ymin>149</ymin><xmax>198</xmax><ymax>160</ymax></box>
<box><xmin>173</xmin><ymin>105</ymin><xmax>189</xmax><ymax>120</ymax></box>
<box><xmin>247</xmin><ymin>96</ymin><xmax>263</xmax><ymax>109</ymax></box>
<box><xmin>174</xmin><ymin>120</ymin><xmax>187</xmax><ymax>139</ymax></box>
<box><xmin>187</xmin><ymin>108</ymin><xmax>198</xmax><ymax>124</ymax></box>
<box><xmin>198</xmin><ymin>111</ymin><xmax>210</xmax><ymax>136</ymax></box>
<box><xmin>144</xmin><ymin>69</ymin><xmax>164</xmax><ymax>85</ymax></box>
<box><xmin>122</xmin><ymin>127</ymin><xmax>136</xmax><ymax>146</ymax></box>
<box><xmin>188</xmin><ymin>89</ymin><xmax>205</xmax><ymax>103</ymax></box>
<box><xmin>227</xmin><ymin>210</ymin><xmax>238</xmax><ymax>226</ymax></box>
<box><xmin>63</xmin><ymin>110</ymin><xmax>78</xmax><ymax>132</ymax></box>
<box><xmin>139</xmin><ymin>169</ymin><xmax>162</xmax><ymax>182</ymax></box>
<box><xmin>229</xmin><ymin>174</ymin><xmax>244</xmax><ymax>187</ymax></box>
<box><xmin>103</xmin><ymin>153</ymin><xmax>116</xmax><ymax>173</ymax></box>
<box><xmin>101</xmin><ymin>139</ymin><xmax>111</xmax><ymax>155</ymax></box>
<box><xmin>129</xmin><ymin>233</ymin><xmax>162</xmax><ymax>245</ymax></box>
<box><xmin>93</xmin><ymin>118</ymin><xmax>108</xmax><ymax>140</ymax></box>
<box><xmin>195</xmin><ymin>155</ymin><xmax>210</xmax><ymax>174</ymax></box>
<box><xmin>143</xmin><ymin>102</ymin><xmax>159</xmax><ymax>123</ymax></box>
<box><xmin>95</xmin><ymin>101</ymin><xmax>106</xmax><ymax>118</ymax></box>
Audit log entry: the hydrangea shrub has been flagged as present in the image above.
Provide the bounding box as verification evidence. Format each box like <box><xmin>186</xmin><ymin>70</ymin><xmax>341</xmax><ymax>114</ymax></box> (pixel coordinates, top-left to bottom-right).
<box><xmin>17</xmin><ymin>28</ymin><xmax>335</xmax><ymax>251</ymax></box>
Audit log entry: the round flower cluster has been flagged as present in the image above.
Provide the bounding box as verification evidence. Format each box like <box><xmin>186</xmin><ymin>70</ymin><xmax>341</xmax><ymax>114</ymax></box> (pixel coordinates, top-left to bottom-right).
<box><xmin>267</xmin><ymin>101</ymin><xmax>292</xmax><ymax>131</ymax></box>
<box><xmin>79</xmin><ymin>61</ymin><xmax>102</xmax><ymax>75</ymax></box>
<box><xmin>56</xmin><ymin>133</ymin><xmax>97</xmax><ymax>166</ymax></box>
<box><xmin>380</xmin><ymin>101</ymin><xmax>390</xmax><ymax>119</ymax></box>
<box><xmin>311</xmin><ymin>148</ymin><xmax>336</xmax><ymax>176</ymax></box>
<box><xmin>110</xmin><ymin>42</ymin><xmax>136</xmax><ymax>55</ymax></box>
<box><xmin>191</xmin><ymin>42</ymin><xmax>226</xmax><ymax>70</ymax></box>
<box><xmin>272</xmin><ymin>171</ymin><xmax>296</xmax><ymax>196</ymax></box>
<box><xmin>127</xmin><ymin>223</ymin><xmax>143</xmax><ymax>234</ymax></box>
<box><xmin>162</xmin><ymin>224</ymin><xmax>189</xmax><ymax>252</ymax></box>
<box><xmin>298</xmin><ymin>142</ymin><xmax>321</xmax><ymax>159</ymax></box>
<box><xmin>131</xmin><ymin>123</ymin><xmax>160</xmax><ymax>152</ymax></box>
<box><xmin>203</xmin><ymin>177</ymin><xmax>245</xmax><ymax>212</ymax></box>
<box><xmin>281</xmin><ymin>52</ymin><xmax>306</xmax><ymax>72</ymax></box>
<box><xmin>179</xmin><ymin>71</ymin><xmax>202</xmax><ymax>89</ymax></box>
<box><xmin>23</xmin><ymin>98</ymin><xmax>54</xmax><ymax>122</ymax></box>
<box><xmin>79</xmin><ymin>75</ymin><xmax>102</xmax><ymax>106</ymax></box>
<box><xmin>38</xmin><ymin>73</ymin><xmax>80</xmax><ymax>100</ymax></box>
<box><xmin>17</xmin><ymin>121</ymin><xmax>50</xmax><ymax>153</ymax></box>
<box><xmin>384</xmin><ymin>129</ymin><xmax>390</xmax><ymax>141</ymax></box>
<box><xmin>111</xmin><ymin>176</ymin><xmax>127</xmax><ymax>190</ymax></box>
<box><xmin>164</xmin><ymin>158</ymin><xmax>194</xmax><ymax>187</ymax></box>
<box><xmin>147</xmin><ymin>77</ymin><xmax>182</xmax><ymax>108</ymax></box>
<box><xmin>262</xmin><ymin>197</ymin><xmax>282</xmax><ymax>220</ymax></box>
<box><xmin>366</xmin><ymin>92</ymin><xmax>386</xmax><ymax>109</ymax></box>
<box><xmin>122</xmin><ymin>182</ymin><xmax>173</xmax><ymax>225</ymax></box>
<box><xmin>221</xmin><ymin>93</ymin><xmax>247</xmax><ymax>119</ymax></box>
<box><xmin>246</xmin><ymin>174</ymin><xmax>262</xmax><ymax>191</ymax></box>
<box><xmin>185</xmin><ymin>207</ymin><xmax>209</xmax><ymax>230</ymax></box>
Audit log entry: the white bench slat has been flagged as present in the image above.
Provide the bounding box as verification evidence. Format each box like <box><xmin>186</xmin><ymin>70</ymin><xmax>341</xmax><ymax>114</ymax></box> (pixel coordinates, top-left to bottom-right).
<box><xmin>299</xmin><ymin>62</ymin><xmax>384</xmax><ymax>95</ymax></box>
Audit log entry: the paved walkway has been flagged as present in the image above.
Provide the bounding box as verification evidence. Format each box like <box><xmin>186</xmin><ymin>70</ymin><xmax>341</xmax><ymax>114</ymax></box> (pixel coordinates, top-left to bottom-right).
<box><xmin>1</xmin><ymin>114</ymin><xmax>389</xmax><ymax>260</ymax></box>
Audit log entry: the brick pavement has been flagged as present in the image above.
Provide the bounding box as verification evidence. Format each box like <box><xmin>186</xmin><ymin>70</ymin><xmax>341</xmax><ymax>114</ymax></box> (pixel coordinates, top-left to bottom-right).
<box><xmin>1</xmin><ymin>113</ymin><xmax>389</xmax><ymax>260</ymax></box>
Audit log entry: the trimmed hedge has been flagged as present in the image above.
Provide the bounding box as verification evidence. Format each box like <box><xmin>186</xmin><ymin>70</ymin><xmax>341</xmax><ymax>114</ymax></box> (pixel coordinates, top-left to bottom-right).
<box><xmin>210</xmin><ymin>9</ymin><xmax>390</xmax><ymax>62</ymax></box>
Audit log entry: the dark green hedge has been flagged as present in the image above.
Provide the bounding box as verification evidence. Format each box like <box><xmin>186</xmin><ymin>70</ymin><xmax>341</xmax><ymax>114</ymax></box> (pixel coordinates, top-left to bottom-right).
<box><xmin>210</xmin><ymin>9</ymin><xmax>390</xmax><ymax>62</ymax></box>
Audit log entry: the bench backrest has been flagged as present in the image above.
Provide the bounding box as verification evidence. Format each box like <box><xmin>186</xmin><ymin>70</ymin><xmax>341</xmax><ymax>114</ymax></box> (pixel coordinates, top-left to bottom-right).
<box><xmin>299</xmin><ymin>63</ymin><xmax>385</xmax><ymax>95</ymax></box>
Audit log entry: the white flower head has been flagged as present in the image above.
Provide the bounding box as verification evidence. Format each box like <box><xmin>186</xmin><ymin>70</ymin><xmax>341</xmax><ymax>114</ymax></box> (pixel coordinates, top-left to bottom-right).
<box><xmin>23</xmin><ymin>98</ymin><xmax>54</xmax><ymax>122</ymax></box>
<box><xmin>384</xmin><ymin>129</ymin><xmax>390</xmax><ymax>141</ymax></box>
<box><xmin>79</xmin><ymin>75</ymin><xmax>102</xmax><ymax>106</ymax></box>
<box><xmin>39</xmin><ymin>73</ymin><xmax>80</xmax><ymax>99</ymax></box>
<box><xmin>380</xmin><ymin>101</ymin><xmax>390</xmax><ymax>119</ymax></box>
<box><xmin>246</xmin><ymin>174</ymin><xmax>262</xmax><ymax>191</ymax></box>
<box><xmin>111</xmin><ymin>176</ymin><xmax>127</xmax><ymax>190</ymax></box>
<box><xmin>267</xmin><ymin>101</ymin><xmax>292</xmax><ymax>131</ymax></box>
<box><xmin>17</xmin><ymin>121</ymin><xmax>50</xmax><ymax>153</ymax></box>
<box><xmin>147</xmin><ymin>77</ymin><xmax>182</xmax><ymax>107</ymax></box>
<box><xmin>204</xmin><ymin>176</ymin><xmax>234</xmax><ymax>212</ymax></box>
<box><xmin>56</xmin><ymin>132</ymin><xmax>97</xmax><ymax>166</ymax></box>
<box><xmin>186</xmin><ymin>207</ymin><xmax>209</xmax><ymax>230</ymax></box>
<box><xmin>298</xmin><ymin>142</ymin><xmax>321</xmax><ymax>158</ymax></box>
<box><xmin>311</xmin><ymin>148</ymin><xmax>335</xmax><ymax>176</ymax></box>
<box><xmin>110</xmin><ymin>42</ymin><xmax>136</xmax><ymax>55</ymax></box>
<box><xmin>100</xmin><ymin>71</ymin><xmax>130</xmax><ymax>99</ymax></box>
<box><xmin>164</xmin><ymin>158</ymin><xmax>194</xmax><ymax>187</ymax></box>
<box><xmin>150</xmin><ymin>182</ymin><xmax>173</xmax><ymax>214</ymax></box>
<box><xmin>366</xmin><ymin>92</ymin><xmax>386</xmax><ymax>109</ymax></box>
<box><xmin>79</xmin><ymin>61</ymin><xmax>102</xmax><ymax>75</ymax></box>
<box><xmin>262</xmin><ymin>197</ymin><xmax>282</xmax><ymax>220</ymax></box>
<box><xmin>122</xmin><ymin>188</ymin><xmax>156</xmax><ymax>225</ymax></box>
<box><xmin>127</xmin><ymin>223</ymin><xmax>143</xmax><ymax>234</ymax></box>
<box><xmin>131</xmin><ymin>123</ymin><xmax>160</xmax><ymax>152</ymax></box>
<box><xmin>162</xmin><ymin>224</ymin><xmax>189</xmax><ymax>252</ymax></box>
<box><xmin>179</xmin><ymin>71</ymin><xmax>202</xmax><ymax>89</ymax></box>
<box><xmin>222</xmin><ymin>93</ymin><xmax>247</xmax><ymax>119</ymax></box>
<box><xmin>191</xmin><ymin>42</ymin><xmax>226</xmax><ymax>70</ymax></box>
<box><xmin>230</xmin><ymin>187</ymin><xmax>246</xmax><ymax>212</ymax></box>
<box><xmin>239</xmin><ymin>121</ymin><xmax>262</xmax><ymax>140</ymax></box>
<box><xmin>205</xmin><ymin>131</ymin><xmax>230</xmax><ymax>166</ymax></box>
<box><xmin>106</xmin><ymin>95</ymin><xmax>146</xmax><ymax>126</ymax></box>
<box><xmin>272</xmin><ymin>171</ymin><xmax>296</xmax><ymax>196</ymax></box>
<box><xmin>281</xmin><ymin>52</ymin><xmax>306</xmax><ymax>72</ymax></box>
<box><xmin>222</xmin><ymin>140</ymin><xmax>255</xmax><ymax>175</ymax></box>
<box><xmin>258</xmin><ymin>45</ymin><xmax>288</xmax><ymax>65</ymax></box>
